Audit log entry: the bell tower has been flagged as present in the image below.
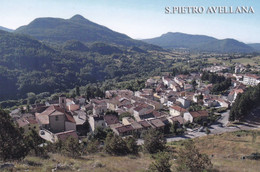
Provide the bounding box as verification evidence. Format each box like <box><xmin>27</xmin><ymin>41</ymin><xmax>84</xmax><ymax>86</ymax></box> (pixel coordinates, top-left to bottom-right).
<box><xmin>59</xmin><ymin>94</ymin><xmax>66</xmax><ymax>109</ymax></box>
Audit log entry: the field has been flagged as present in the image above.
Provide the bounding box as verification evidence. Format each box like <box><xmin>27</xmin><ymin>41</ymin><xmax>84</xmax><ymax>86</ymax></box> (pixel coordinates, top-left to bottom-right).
<box><xmin>207</xmin><ymin>56</ymin><xmax>260</xmax><ymax>67</ymax></box>
<box><xmin>2</xmin><ymin>129</ymin><xmax>260</xmax><ymax>172</ymax></box>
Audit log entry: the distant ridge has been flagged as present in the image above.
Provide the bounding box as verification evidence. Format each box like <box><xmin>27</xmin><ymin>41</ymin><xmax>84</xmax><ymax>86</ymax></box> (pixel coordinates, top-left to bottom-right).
<box><xmin>248</xmin><ymin>43</ymin><xmax>260</xmax><ymax>52</ymax></box>
<box><xmin>14</xmin><ymin>14</ymin><xmax>160</xmax><ymax>50</ymax></box>
<box><xmin>0</xmin><ymin>26</ymin><xmax>13</xmax><ymax>32</ymax></box>
<box><xmin>143</xmin><ymin>32</ymin><xmax>255</xmax><ymax>53</ymax></box>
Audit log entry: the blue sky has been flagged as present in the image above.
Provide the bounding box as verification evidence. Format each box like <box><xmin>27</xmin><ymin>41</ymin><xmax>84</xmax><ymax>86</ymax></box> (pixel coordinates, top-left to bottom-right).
<box><xmin>0</xmin><ymin>0</ymin><xmax>259</xmax><ymax>43</ymax></box>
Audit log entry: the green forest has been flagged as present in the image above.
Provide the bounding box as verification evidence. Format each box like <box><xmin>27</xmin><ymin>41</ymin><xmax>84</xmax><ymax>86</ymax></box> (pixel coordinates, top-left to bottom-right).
<box><xmin>0</xmin><ymin>30</ymin><xmax>171</xmax><ymax>103</ymax></box>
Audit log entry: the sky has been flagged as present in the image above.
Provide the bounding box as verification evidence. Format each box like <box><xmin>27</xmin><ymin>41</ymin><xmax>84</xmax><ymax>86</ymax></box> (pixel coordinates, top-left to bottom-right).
<box><xmin>0</xmin><ymin>0</ymin><xmax>260</xmax><ymax>43</ymax></box>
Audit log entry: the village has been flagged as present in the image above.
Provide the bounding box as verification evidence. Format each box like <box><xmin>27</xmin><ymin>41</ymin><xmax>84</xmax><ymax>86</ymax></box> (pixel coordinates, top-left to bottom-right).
<box><xmin>9</xmin><ymin>63</ymin><xmax>260</xmax><ymax>143</ymax></box>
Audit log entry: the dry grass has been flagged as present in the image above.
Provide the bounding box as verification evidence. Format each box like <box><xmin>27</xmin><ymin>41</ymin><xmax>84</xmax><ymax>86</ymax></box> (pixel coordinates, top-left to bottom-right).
<box><xmin>169</xmin><ymin>129</ymin><xmax>260</xmax><ymax>172</ymax></box>
<box><xmin>4</xmin><ymin>130</ymin><xmax>260</xmax><ymax>172</ymax></box>
<box><xmin>11</xmin><ymin>153</ymin><xmax>151</xmax><ymax>172</ymax></box>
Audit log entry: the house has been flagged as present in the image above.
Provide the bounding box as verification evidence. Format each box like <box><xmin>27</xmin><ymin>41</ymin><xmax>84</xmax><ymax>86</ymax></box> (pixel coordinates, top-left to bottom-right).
<box><xmin>107</xmin><ymin>98</ymin><xmax>120</xmax><ymax>111</ymax></box>
<box><xmin>82</xmin><ymin>103</ymin><xmax>93</xmax><ymax>111</ymax></box>
<box><xmin>93</xmin><ymin>105</ymin><xmax>107</xmax><ymax>116</ymax></box>
<box><xmin>184</xmin><ymin>111</ymin><xmax>208</xmax><ymax>123</ymax></box>
<box><xmin>36</xmin><ymin>105</ymin><xmax>76</xmax><ymax>133</ymax></box>
<box><xmin>156</xmin><ymin>83</ymin><xmax>165</xmax><ymax>92</ymax></box>
<box><xmin>133</xmin><ymin>104</ymin><xmax>153</xmax><ymax>118</ymax></box>
<box><xmin>148</xmin><ymin>119</ymin><xmax>165</xmax><ymax>130</ymax></box>
<box><xmin>75</xmin><ymin>96</ymin><xmax>86</xmax><ymax>106</ymax></box>
<box><xmin>55</xmin><ymin>130</ymin><xmax>78</xmax><ymax>142</ymax></box>
<box><xmin>68</xmin><ymin>104</ymin><xmax>80</xmax><ymax>112</ymax></box>
<box><xmin>135</xmin><ymin>109</ymin><xmax>155</xmax><ymax>121</ymax></box>
<box><xmin>169</xmin><ymin>105</ymin><xmax>187</xmax><ymax>117</ymax></box>
<box><xmin>243</xmin><ymin>74</ymin><xmax>260</xmax><ymax>86</ymax></box>
<box><xmin>162</xmin><ymin>76</ymin><xmax>174</xmax><ymax>87</ymax></box>
<box><xmin>176</xmin><ymin>97</ymin><xmax>190</xmax><ymax>108</ymax></box>
<box><xmin>215</xmin><ymin>98</ymin><xmax>230</xmax><ymax>108</ymax></box>
<box><xmin>168</xmin><ymin>115</ymin><xmax>185</xmax><ymax>126</ymax></box>
<box><xmin>184</xmin><ymin>84</ymin><xmax>193</xmax><ymax>91</ymax></box>
<box><xmin>90</xmin><ymin>99</ymin><xmax>107</xmax><ymax>115</ymax></box>
<box><xmin>104</xmin><ymin>115</ymin><xmax>120</xmax><ymax>126</ymax></box>
<box><xmin>167</xmin><ymin>97</ymin><xmax>176</xmax><ymax>107</ymax></box>
<box><xmin>130</xmin><ymin>121</ymin><xmax>143</xmax><ymax>133</ymax></box>
<box><xmin>16</xmin><ymin>117</ymin><xmax>39</xmax><ymax>133</ymax></box>
<box><xmin>203</xmin><ymin>98</ymin><xmax>219</xmax><ymax>107</ymax></box>
<box><xmin>146</xmin><ymin>78</ymin><xmax>158</xmax><ymax>87</ymax></box>
<box><xmin>72</xmin><ymin>110</ymin><xmax>87</xmax><ymax>132</ymax></box>
<box><xmin>113</xmin><ymin>125</ymin><xmax>134</xmax><ymax>136</ymax></box>
<box><xmin>228</xmin><ymin>89</ymin><xmax>244</xmax><ymax>102</ymax></box>
<box><xmin>88</xmin><ymin>115</ymin><xmax>106</xmax><ymax>132</ymax></box>
<box><xmin>138</xmin><ymin>120</ymin><xmax>152</xmax><ymax>130</ymax></box>
<box><xmin>122</xmin><ymin>117</ymin><xmax>135</xmax><ymax>125</ymax></box>
<box><xmin>169</xmin><ymin>82</ymin><xmax>181</xmax><ymax>92</ymax></box>
<box><xmin>66</xmin><ymin>98</ymin><xmax>75</xmax><ymax>107</ymax></box>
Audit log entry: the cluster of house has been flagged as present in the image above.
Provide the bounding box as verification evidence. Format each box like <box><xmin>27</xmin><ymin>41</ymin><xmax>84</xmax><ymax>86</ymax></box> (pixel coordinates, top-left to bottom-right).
<box><xmin>9</xmin><ymin>68</ymin><xmax>260</xmax><ymax>142</ymax></box>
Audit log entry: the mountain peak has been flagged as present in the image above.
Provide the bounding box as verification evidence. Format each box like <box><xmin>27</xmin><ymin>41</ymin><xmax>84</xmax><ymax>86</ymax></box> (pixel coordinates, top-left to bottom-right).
<box><xmin>70</xmin><ymin>14</ymin><xmax>86</xmax><ymax>21</ymax></box>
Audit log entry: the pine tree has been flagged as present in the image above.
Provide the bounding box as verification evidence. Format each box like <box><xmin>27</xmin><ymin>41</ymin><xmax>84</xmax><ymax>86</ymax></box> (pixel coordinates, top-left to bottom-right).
<box><xmin>125</xmin><ymin>136</ymin><xmax>139</xmax><ymax>155</ymax></box>
<box><xmin>148</xmin><ymin>152</ymin><xmax>171</xmax><ymax>172</ymax></box>
<box><xmin>104</xmin><ymin>133</ymin><xmax>128</xmax><ymax>155</ymax></box>
<box><xmin>63</xmin><ymin>137</ymin><xmax>81</xmax><ymax>157</ymax></box>
<box><xmin>175</xmin><ymin>140</ymin><xmax>212</xmax><ymax>172</ymax></box>
<box><xmin>143</xmin><ymin>129</ymin><xmax>166</xmax><ymax>154</ymax></box>
<box><xmin>0</xmin><ymin>109</ymin><xmax>29</xmax><ymax>161</ymax></box>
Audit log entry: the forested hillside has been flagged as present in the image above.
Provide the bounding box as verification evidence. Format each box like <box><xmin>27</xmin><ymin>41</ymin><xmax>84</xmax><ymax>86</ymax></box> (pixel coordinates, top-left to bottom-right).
<box><xmin>0</xmin><ymin>30</ymin><xmax>167</xmax><ymax>101</ymax></box>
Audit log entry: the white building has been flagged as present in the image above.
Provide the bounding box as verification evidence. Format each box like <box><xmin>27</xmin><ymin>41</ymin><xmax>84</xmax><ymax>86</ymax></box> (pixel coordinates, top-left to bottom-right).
<box><xmin>243</xmin><ymin>74</ymin><xmax>260</xmax><ymax>86</ymax></box>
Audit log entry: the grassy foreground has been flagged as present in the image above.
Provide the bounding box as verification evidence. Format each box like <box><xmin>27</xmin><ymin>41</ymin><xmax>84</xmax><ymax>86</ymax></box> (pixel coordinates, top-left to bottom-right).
<box><xmin>2</xmin><ymin>129</ymin><xmax>260</xmax><ymax>172</ymax></box>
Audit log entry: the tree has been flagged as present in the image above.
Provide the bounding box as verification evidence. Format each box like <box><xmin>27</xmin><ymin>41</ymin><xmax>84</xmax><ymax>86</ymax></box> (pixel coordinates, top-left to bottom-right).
<box><xmin>143</xmin><ymin>129</ymin><xmax>166</xmax><ymax>154</ymax></box>
<box><xmin>0</xmin><ymin>109</ymin><xmax>29</xmax><ymax>161</ymax></box>
<box><xmin>94</xmin><ymin>127</ymin><xmax>108</xmax><ymax>141</ymax></box>
<box><xmin>175</xmin><ymin>140</ymin><xmax>212</xmax><ymax>172</ymax></box>
<box><xmin>191</xmin><ymin>79</ymin><xmax>197</xmax><ymax>89</ymax></box>
<box><xmin>148</xmin><ymin>152</ymin><xmax>171</xmax><ymax>172</ymax></box>
<box><xmin>104</xmin><ymin>133</ymin><xmax>128</xmax><ymax>155</ymax></box>
<box><xmin>63</xmin><ymin>137</ymin><xmax>81</xmax><ymax>157</ymax></box>
<box><xmin>75</xmin><ymin>86</ymin><xmax>80</xmax><ymax>96</ymax></box>
<box><xmin>125</xmin><ymin>136</ymin><xmax>139</xmax><ymax>155</ymax></box>
<box><xmin>26</xmin><ymin>129</ymin><xmax>46</xmax><ymax>157</ymax></box>
<box><xmin>86</xmin><ymin>139</ymin><xmax>100</xmax><ymax>154</ymax></box>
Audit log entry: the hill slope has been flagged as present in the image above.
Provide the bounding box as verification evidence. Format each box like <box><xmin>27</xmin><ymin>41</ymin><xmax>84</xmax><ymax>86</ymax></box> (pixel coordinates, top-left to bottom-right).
<box><xmin>0</xmin><ymin>30</ymin><xmax>165</xmax><ymax>101</ymax></box>
<box><xmin>248</xmin><ymin>43</ymin><xmax>260</xmax><ymax>52</ymax></box>
<box><xmin>14</xmin><ymin>14</ymin><xmax>156</xmax><ymax>49</ymax></box>
<box><xmin>0</xmin><ymin>26</ymin><xmax>13</xmax><ymax>32</ymax></box>
<box><xmin>143</xmin><ymin>32</ymin><xmax>255</xmax><ymax>53</ymax></box>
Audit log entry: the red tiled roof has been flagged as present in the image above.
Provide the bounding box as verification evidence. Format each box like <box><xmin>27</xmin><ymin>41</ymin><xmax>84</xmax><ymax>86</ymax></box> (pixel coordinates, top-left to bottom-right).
<box><xmin>189</xmin><ymin>111</ymin><xmax>208</xmax><ymax>118</ymax></box>
<box><xmin>149</xmin><ymin>119</ymin><xmax>165</xmax><ymax>128</ymax></box>
<box><xmin>65</xmin><ymin>112</ymin><xmax>76</xmax><ymax>123</ymax></box>
<box><xmin>152</xmin><ymin>111</ymin><xmax>163</xmax><ymax>118</ymax></box>
<box><xmin>170</xmin><ymin>116</ymin><xmax>184</xmax><ymax>125</ymax></box>
<box><xmin>68</xmin><ymin>104</ymin><xmax>80</xmax><ymax>111</ymax></box>
<box><xmin>138</xmin><ymin>120</ymin><xmax>151</xmax><ymax>128</ymax></box>
<box><xmin>170</xmin><ymin>105</ymin><xmax>186</xmax><ymax>112</ymax></box>
<box><xmin>104</xmin><ymin>115</ymin><xmax>119</xmax><ymax>125</ymax></box>
<box><xmin>115</xmin><ymin>125</ymin><xmax>134</xmax><ymax>133</ymax></box>
<box><xmin>134</xmin><ymin>103</ymin><xmax>153</xmax><ymax>112</ymax></box>
<box><xmin>56</xmin><ymin>130</ymin><xmax>78</xmax><ymax>141</ymax></box>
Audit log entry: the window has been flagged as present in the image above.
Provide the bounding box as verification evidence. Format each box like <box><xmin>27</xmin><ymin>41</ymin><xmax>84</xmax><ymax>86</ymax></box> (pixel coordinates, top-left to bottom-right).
<box><xmin>55</xmin><ymin>116</ymin><xmax>59</xmax><ymax>121</ymax></box>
